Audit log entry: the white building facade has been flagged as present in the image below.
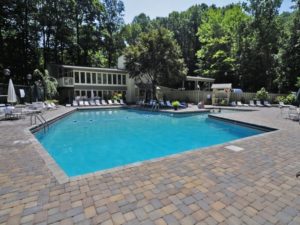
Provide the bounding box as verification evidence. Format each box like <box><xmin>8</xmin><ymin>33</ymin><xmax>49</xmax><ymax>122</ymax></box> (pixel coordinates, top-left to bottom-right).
<box><xmin>47</xmin><ymin>64</ymin><xmax>137</xmax><ymax>103</ymax></box>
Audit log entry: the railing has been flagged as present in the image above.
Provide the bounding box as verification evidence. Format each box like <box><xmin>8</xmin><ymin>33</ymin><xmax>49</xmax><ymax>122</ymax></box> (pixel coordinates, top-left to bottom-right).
<box><xmin>30</xmin><ymin>113</ymin><xmax>49</xmax><ymax>133</ymax></box>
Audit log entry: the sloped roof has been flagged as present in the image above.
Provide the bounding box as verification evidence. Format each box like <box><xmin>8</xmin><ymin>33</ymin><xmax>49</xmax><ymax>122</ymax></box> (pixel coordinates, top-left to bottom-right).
<box><xmin>186</xmin><ymin>76</ymin><xmax>215</xmax><ymax>82</ymax></box>
<box><xmin>211</xmin><ymin>83</ymin><xmax>232</xmax><ymax>89</ymax></box>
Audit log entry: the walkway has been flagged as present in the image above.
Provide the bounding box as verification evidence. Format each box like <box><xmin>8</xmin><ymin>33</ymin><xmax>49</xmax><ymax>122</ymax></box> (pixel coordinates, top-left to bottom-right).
<box><xmin>0</xmin><ymin>107</ymin><xmax>299</xmax><ymax>225</ymax></box>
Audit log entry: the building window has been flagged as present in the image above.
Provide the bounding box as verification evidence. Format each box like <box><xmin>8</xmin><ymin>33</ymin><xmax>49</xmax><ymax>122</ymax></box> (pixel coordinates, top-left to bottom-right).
<box><xmin>81</xmin><ymin>90</ymin><xmax>86</xmax><ymax>96</ymax></box>
<box><xmin>122</xmin><ymin>75</ymin><xmax>126</xmax><ymax>85</ymax></box>
<box><xmin>98</xmin><ymin>91</ymin><xmax>102</xmax><ymax>98</ymax></box>
<box><xmin>113</xmin><ymin>74</ymin><xmax>117</xmax><ymax>85</ymax></box>
<box><xmin>108</xmin><ymin>74</ymin><xmax>112</xmax><ymax>84</ymax></box>
<box><xmin>97</xmin><ymin>73</ymin><xmax>102</xmax><ymax>84</ymax></box>
<box><xmin>118</xmin><ymin>74</ymin><xmax>121</xmax><ymax>85</ymax></box>
<box><xmin>92</xmin><ymin>90</ymin><xmax>97</xmax><ymax>97</ymax></box>
<box><xmin>122</xmin><ymin>91</ymin><xmax>126</xmax><ymax>98</ymax></box>
<box><xmin>75</xmin><ymin>72</ymin><xmax>79</xmax><ymax>83</ymax></box>
<box><xmin>80</xmin><ymin>72</ymin><xmax>85</xmax><ymax>83</ymax></box>
<box><xmin>103</xmin><ymin>74</ymin><xmax>107</xmax><ymax>84</ymax></box>
<box><xmin>86</xmin><ymin>72</ymin><xmax>91</xmax><ymax>84</ymax></box>
<box><xmin>87</xmin><ymin>90</ymin><xmax>91</xmax><ymax>98</ymax></box>
<box><xmin>92</xmin><ymin>73</ymin><xmax>96</xmax><ymax>84</ymax></box>
<box><xmin>75</xmin><ymin>90</ymin><xmax>80</xmax><ymax>96</ymax></box>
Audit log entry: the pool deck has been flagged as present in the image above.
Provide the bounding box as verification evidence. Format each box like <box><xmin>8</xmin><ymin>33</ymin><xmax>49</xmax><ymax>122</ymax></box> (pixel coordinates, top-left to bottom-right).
<box><xmin>0</xmin><ymin>106</ymin><xmax>300</xmax><ymax>224</ymax></box>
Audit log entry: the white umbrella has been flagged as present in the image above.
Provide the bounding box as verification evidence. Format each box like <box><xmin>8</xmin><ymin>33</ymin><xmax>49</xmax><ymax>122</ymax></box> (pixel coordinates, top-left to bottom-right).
<box><xmin>7</xmin><ymin>79</ymin><xmax>17</xmax><ymax>103</ymax></box>
<box><xmin>91</xmin><ymin>89</ymin><xmax>94</xmax><ymax>99</ymax></box>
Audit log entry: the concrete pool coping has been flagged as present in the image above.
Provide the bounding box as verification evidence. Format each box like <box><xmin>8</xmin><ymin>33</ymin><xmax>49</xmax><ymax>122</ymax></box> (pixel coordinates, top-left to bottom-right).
<box><xmin>29</xmin><ymin>107</ymin><xmax>278</xmax><ymax>185</ymax></box>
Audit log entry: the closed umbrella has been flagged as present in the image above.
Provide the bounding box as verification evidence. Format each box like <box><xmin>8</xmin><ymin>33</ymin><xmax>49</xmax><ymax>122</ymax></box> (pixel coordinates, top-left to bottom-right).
<box><xmin>7</xmin><ymin>79</ymin><xmax>17</xmax><ymax>103</ymax></box>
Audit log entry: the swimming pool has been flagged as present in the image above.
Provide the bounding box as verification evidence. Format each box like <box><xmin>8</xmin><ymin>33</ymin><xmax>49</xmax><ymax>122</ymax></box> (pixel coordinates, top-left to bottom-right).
<box><xmin>35</xmin><ymin>109</ymin><xmax>264</xmax><ymax>176</ymax></box>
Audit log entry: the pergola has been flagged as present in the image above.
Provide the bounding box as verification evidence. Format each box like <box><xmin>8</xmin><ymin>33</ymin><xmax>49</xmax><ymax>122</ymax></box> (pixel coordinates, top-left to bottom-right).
<box><xmin>185</xmin><ymin>76</ymin><xmax>215</xmax><ymax>90</ymax></box>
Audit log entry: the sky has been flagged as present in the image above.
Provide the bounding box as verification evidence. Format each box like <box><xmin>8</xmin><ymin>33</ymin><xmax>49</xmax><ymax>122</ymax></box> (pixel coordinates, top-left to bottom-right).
<box><xmin>122</xmin><ymin>0</ymin><xmax>294</xmax><ymax>24</ymax></box>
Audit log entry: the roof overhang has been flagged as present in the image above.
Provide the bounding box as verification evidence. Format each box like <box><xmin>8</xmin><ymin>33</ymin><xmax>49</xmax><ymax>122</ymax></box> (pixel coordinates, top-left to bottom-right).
<box><xmin>186</xmin><ymin>76</ymin><xmax>215</xmax><ymax>82</ymax></box>
<box><xmin>211</xmin><ymin>83</ymin><xmax>232</xmax><ymax>89</ymax></box>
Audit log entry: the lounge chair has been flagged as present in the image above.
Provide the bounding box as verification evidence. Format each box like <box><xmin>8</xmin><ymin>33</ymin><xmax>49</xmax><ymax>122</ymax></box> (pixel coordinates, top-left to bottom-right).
<box><xmin>79</xmin><ymin>100</ymin><xmax>84</xmax><ymax>106</ymax></box>
<box><xmin>101</xmin><ymin>100</ymin><xmax>107</xmax><ymax>105</ymax></box>
<box><xmin>95</xmin><ymin>100</ymin><xmax>101</xmax><ymax>106</ymax></box>
<box><xmin>264</xmin><ymin>101</ymin><xmax>271</xmax><ymax>107</ymax></box>
<box><xmin>159</xmin><ymin>100</ymin><xmax>166</xmax><ymax>108</ymax></box>
<box><xmin>84</xmin><ymin>101</ymin><xmax>90</xmax><ymax>106</ymax></box>
<box><xmin>73</xmin><ymin>100</ymin><xmax>78</xmax><ymax>107</ymax></box>
<box><xmin>279</xmin><ymin>102</ymin><xmax>290</xmax><ymax>108</ymax></box>
<box><xmin>256</xmin><ymin>100</ymin><xmax>263</xmax><ymax>107</ymax></box>
<box><xmin>119</xmin><ymin>99</ymin><xmax>125</xmax><ymax>105</ymax></box>
<box><xmin>179</xmin><ymin>102</ymin><xmax>187</xmax><ymax>108</ymax></box>
<box><xmin>89</xmin><ymin>100</ymin><xmax>96</xmax><ymax>106</ymax></box>
<box><xmin>4</xmin><ymin>107</ymin><xmax>22</xmax><ymax>119</ymax></box>
<box><xmin>249</xmin><ymin>100</ymin><xmax>255</xmax><ymax>107</ymax></box>
<box><xmin>166</xmin><ymin>101</ymin><xmax>173</xmax><ymax>108</ymax></box>
<box><xmin>108</xmin><ymin>100</ymin><xmax>113</xmax><ymax>105</ymax></box>
<box><xmin>113</xmin><ymin>99</ymin><xmax>120</xmax><ymax>105</ymax></box>
<box><xmin>237</xmin><ymin>101</ymin><xmax>243</xmax><ymax>106</ymax></box>
<box><xmin>231</xmin><ymin>101</ymin><xmax>237</xmax><ymax>107</ymax></box>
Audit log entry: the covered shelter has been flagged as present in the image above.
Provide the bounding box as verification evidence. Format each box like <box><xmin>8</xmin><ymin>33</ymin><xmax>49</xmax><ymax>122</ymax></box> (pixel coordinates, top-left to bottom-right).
<box><xmin>211</xmin><ymin>83</ymin><xmax>232</xmax><ymax>105</ymax></box>
<box><xmin>184</xmin><ymin>76</ymin><xmax>215</xmax><ymax>91</ymax></box>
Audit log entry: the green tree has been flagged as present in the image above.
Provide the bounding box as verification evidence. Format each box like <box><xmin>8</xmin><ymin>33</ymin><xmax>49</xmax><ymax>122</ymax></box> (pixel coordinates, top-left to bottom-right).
<box><xmin>124</xmin><ymin>28</ymin><xmax>187</xmax><ymax>99</ymax></box>
<box><xmin>239</xmin><ymin>0</ymin><xmax>282</xmax><ymax>92</ymax></box>
<box><xmin>33</xmin><ymin>69</ymin><xmax>58</xmax><ymax>99</ymax></box>
<box><xmin>280</xmin><ymin>0</ymin><xmax>300</xmax><ymax>91</ymax></box>
<box><xmin>100</xmin><ymin>0</ymin><xmax>125</xmax><ymax>67</ymax></box>
<box><xmin>196</xmin><ymin>5</ymin><xmax>248</xmax><ymax>85</ymax></box>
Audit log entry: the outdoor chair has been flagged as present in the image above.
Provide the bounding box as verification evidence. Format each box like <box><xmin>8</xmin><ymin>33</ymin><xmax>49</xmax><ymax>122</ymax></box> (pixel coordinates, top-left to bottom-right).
<box><xmin>113</xmin><ymin>100</ymin><xmax>120</xmax><ymax>105</ymax></box>
<box><xmin>84</xmin><ymin>101</ymin><xmax>90</xmax><ymax>106</ymax></box>
<box><xmin>89</xmin><ymin>100</ymin><xmax>96</xmax><ymax>106</ymax></box>
<box><xmin>166</xmin><ymin>101</ymin><xmax>173</xmax><ymax>108</ymax></box>
<box><xmin>119</xmin><ymin>99</ymin><xmax>126</xmax><ymax>105</ymax></box>
<box><xmin>108</xmin><ymin>100</ymin><xmax>113</xmax><ymax>105</ymax></box>
<box><xmin>72</xmin><ymin>100</ymin><xmax>78</xmax><ymax>107</ymax></box>
<box><xmin>231</xmin><ymin>101</ymin><xmax>237</xmax><ymax>106</ymax></box>
<box><xmin>101</xmin><ymin>100</ymin><xmax>107</xmax><ymax>105</ymax></box>
<box><xmin>249</xmin><ymin>100</ymin><xmax>256</xmax><ymax>107</ymax></box>
<box><xmin>256</xmin><ymin>100</ymin><xmax>263</xmax><ymax>107</ymax></box>
<box><xmin>264</xmin><ymin>101</ymin><xmax>271</xmax><ymax>107</ymax></box>
<box><xmin>95</xmin><ymin>100</ymin><xmax>101</xmax><ymax>106</ymax></box>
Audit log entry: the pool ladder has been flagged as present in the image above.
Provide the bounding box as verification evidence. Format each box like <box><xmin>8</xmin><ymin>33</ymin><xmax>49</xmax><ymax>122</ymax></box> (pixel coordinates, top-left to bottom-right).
<box><xmin>30</xmin><ymin>113</ymin><xmax>49</xmax><ymax>132</ymax></box>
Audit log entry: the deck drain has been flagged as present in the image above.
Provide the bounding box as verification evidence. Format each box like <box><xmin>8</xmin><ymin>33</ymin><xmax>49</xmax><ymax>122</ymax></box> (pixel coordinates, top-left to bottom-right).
<box><xmin>225</xmin><ymin>145</ymin><xmax>244</xmax><ymax>152</ymax></box>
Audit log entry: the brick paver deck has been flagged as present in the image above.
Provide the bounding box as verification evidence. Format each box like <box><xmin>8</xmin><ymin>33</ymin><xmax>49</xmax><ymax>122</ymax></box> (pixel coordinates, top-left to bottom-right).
<box><xmin>0</xmin><ymin>106</ymin><xmax>299</xmax><ymax>225</ymax></box>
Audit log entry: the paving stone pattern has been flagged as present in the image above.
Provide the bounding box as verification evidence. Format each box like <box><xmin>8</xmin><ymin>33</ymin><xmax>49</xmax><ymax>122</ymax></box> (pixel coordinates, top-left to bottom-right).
<box><xmin>0</xmin><ymin>107</ymin><xmax>300</xmax><ymax>224</ymax></box>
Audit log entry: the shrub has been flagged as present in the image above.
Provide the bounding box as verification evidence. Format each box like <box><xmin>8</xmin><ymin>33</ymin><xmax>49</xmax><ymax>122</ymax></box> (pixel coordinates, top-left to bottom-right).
<box><xmin>276</xmin><ymin>94</ymin><xmax>296</xmax><ymax>105</ymax></box>
<box><xmin>255</xmin><ymin>87</ymin><xmax>269</xmax><ymax>101</ymax></box>
<box><xmin>172</xmin><ymin>101</ymin><xmax>180</xmax><ymax>108</ymax></box>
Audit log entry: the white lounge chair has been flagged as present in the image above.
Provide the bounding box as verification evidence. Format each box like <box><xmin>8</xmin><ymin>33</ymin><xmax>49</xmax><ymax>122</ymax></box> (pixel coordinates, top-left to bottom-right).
<box><xmin>108</xmin><ymin>100</ymin><xmax>113</xmax><ymax>105</ymax></box>
<box><xmin>101</xmin><ymin>100</ymin><xmax>107</xmax><ymax>105</ymax></box>
<box><xmin>279</xmin><ymin>101</ymin><xmax>290</xmax><ymax>108</ymax></box>
<box><xmin>231</xmin><ymin>101</ymin><xmax>237</xmax><ymax>106</ymax></box>
<box><xmin>72</xmin><ymin>100</ymin><xmax>78</xmax><ymax>107</ymax></box>
<box><xmin>119</xmin><ymin>99</ymin><xmax>125</xmax><ymax>105</ymax></box>
<box><xmin>256</xmin><ymin>100</ymin><xmax>263</xmax><ymax>107</ymax></box>
<box><xmin>113</xmin><ymin>99</ymin><xmax>120</xmax><ymax>105</ymax></box>
<box><xmin>79</xmin><ymin>101</ymin><xmax>84</xmax><ymax>106</ymax></box>
<box><xmin>263</xmin><ymin>101</ymin><xmax>271</xmax><ymax>107</ymax></box>
<box><xmin>95</xmin><ymin>100</ymin><xmax>101</xmax><ymax>106</ymax></box>
<box><xmin>89</xmin><ymin>100</ymin><xmax>96</xmax><ymax>106</ymax></box>
<box><xmin>166</xmin><ymin>101</ymin><xmax>173</xmax><ymax>108</ymax></box>
<box><xmin>84</xmin><ymin>101</ymin><xmax>90</xmax><ymax>106</ymax></box>
<box><xmin>249</xmin><ymin>100</ymin><xmax>255</xmax><ymax>107</ymax></box>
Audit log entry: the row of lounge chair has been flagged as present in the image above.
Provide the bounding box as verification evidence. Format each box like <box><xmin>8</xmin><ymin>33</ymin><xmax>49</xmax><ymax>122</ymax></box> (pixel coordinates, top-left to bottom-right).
<box><xmin>72</xmin><ymin>99</ymin><xmax>125</xmax><ymax>107</ymax></box>
<box><xmin>137</xmin><ymin>100</ymin><xmax>187</xmax><ymax>109</ymax></box>
<box><xmin>231</xmin><ymin>100</ymin><xmax>272</xmax><ymax>107</ymax></box>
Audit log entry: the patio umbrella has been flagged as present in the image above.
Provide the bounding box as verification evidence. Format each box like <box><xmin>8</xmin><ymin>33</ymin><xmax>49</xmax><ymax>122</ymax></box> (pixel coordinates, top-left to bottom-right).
<box><xmin>7</xmin><ymin>79</ymin><xmax>17</xmax><ymax>103</ymax></box>
<box><xmin>91</xmin><ymin>89</ymin><xmax>94</xmax><ymax>99</ymax></box>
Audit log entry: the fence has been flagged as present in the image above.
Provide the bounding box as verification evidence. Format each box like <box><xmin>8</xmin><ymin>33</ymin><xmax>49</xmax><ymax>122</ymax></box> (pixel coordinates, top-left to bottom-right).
<box><xmin>160</xmin><ymin>89</ymin><xmax>285</xmax><ymax>104</ymax></box>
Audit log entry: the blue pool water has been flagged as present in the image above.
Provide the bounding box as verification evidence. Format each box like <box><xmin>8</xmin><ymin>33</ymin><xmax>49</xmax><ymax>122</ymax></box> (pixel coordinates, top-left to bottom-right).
<box><xmin>35</xmin><ymin>109</ymin><xmax>264</xmax><ymax>176</ymax></box>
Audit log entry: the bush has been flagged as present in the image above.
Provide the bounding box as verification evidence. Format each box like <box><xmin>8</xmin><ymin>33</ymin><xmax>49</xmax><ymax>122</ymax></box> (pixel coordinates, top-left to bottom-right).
<box><xmin>255</xmin><ymin>87</ymin><xmax>269</xmax><ymax>101</ymax></box>
<box><xmin>172</xmin><ymin>101</ymin><xmax>180</xmax><ymax>108</ymax></box>
<box><xmin>276</xmin><ymin>94</ymin><xmax>296</xmax><ymax>105</ymax></box>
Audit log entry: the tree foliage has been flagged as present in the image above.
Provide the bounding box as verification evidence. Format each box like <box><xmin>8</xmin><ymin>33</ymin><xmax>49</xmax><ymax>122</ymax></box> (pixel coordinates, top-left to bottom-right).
<box><xmin>196</xmin><ymin>5</ymin><xmax>248</xmax><ymax>86</ymax></box>
<box><xmin>124</xmin><ymin>28</ymin><xmax>187</xmax><ymax>98</ymax></box>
